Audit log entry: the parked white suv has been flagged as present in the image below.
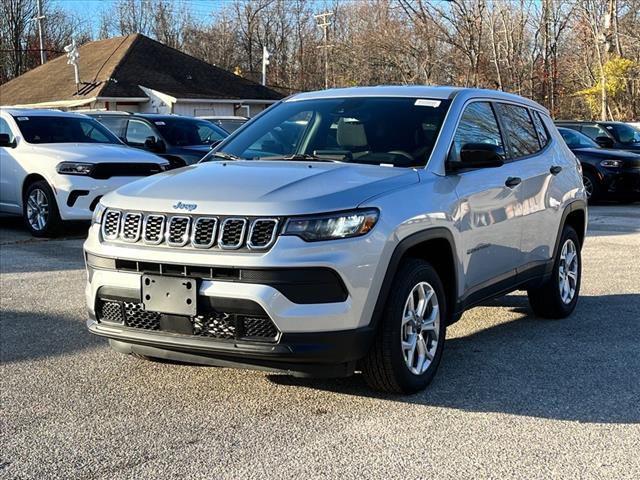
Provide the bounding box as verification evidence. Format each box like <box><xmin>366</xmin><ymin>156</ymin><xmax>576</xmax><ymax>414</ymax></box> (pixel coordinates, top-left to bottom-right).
<box><xmin>85</xmin><ymin>86</ymin><xmax>587</xmax><ymax>393</ymax></box>
<box><xmin>0</xmin><ymin>109</ymin><xmax>169</xmax><ymax>236</ymax></box>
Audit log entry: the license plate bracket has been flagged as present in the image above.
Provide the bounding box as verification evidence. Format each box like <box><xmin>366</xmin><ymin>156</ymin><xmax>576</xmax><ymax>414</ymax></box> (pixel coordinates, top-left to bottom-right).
<box><xmin>141</xmin><ymin>274</ymin><xmax>197</xmax><ymax>316</ymax></box>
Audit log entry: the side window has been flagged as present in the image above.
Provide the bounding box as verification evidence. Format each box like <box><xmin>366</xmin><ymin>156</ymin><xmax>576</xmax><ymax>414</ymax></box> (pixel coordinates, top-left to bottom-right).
<box><xmin>495</xmin><ymin>103</ymin><xmax>540</xmax><ymax>158</ymax></box>
<box><xmin>80</xmin><ymin>121</ymin><xmax>111</xmax><ymax>143</ymax></box>
<box><xmin>98</xmin><ymin>116</ymin><xmax>128</xmax><ymax>138</ymax></box>
<box><xmin>126</xmin><ymin>119</ymin><xmax>156</xmax><ymax>145</ymax></box>
<box><xmin>581</xmin><ymin>124</ymin><xmax>609</xmax><ymax>141</ymax></box>
<box><xmin>0</xmin><ymin>118</ymin><xmax>15</xmax><ymax>141</ymax></box>
<box><xmin>451</xmin><ymin>102</ymin><xmax>505</xmax><ymax>161</ymax></box>
<box><xmin>531</xmin><ymin>111</ymin><xmax>550</xmax><ymax>148</ymax></box>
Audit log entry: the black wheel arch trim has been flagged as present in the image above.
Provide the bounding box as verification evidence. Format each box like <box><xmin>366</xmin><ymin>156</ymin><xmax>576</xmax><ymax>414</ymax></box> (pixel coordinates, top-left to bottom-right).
<box><xmin>369</xmin><ymin>227</ymin><xmax>459</xmax><ymax>331</ymax></box>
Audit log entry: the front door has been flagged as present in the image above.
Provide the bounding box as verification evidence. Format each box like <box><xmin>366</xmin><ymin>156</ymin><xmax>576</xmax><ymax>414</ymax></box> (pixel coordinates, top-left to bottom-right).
<box><xmin>450</xmin><ymin>101</ymin><xmax>525</xmax><ymax>292</ymax></box>
<box><xmin>0</xmin><ymin>117</ymin><xmax>19</xmax><ymax>210</ymax></box>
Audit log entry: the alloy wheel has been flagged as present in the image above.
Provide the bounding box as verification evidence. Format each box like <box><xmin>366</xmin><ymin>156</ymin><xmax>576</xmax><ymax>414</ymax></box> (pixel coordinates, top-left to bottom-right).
<box><xmin>558</xmin><ymin>239</ymin><xmax>579</xmax><ymax>304</ymax></box>
<box><xmin>26</xmin><ymin>188</ymin><xmax>49</xmax><ymax>231</ymax></box>
<box><xmin>400</xmin><ymin>281</ymin><xmax>440</xmax><ymax>375</ymax></box>
<box><xmin>582</xmin><ymin>175</ymin><xmax>594</xmax><ymax>199</ymax></box>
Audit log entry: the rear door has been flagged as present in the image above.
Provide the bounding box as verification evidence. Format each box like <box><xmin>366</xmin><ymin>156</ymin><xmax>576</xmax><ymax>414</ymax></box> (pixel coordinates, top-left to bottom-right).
<box><xmin>451</xmin><ymin>101</ymin><xmax>525</xmax><ymax>293</ymax></box>
<box><xmin>494</xmin><ymin>104</ymin><xmax>563</xmax><ymax>272</ymax></box>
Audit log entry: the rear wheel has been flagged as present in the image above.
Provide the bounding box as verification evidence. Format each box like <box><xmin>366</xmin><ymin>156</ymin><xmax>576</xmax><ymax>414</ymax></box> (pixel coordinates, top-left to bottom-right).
<box><xmin>362</xmin><ymin>259</ymin><xmax>447</xmax><ymax>393</ymax></box>
<box><xmin>527</xmin><ymin>225</ymin><xmax>581</xmax><ymax>318</ymax></box>
<box><xmin>23</xmin><ymin>180</ymin><xmax>61</xmax><ymax>237</ymax></box>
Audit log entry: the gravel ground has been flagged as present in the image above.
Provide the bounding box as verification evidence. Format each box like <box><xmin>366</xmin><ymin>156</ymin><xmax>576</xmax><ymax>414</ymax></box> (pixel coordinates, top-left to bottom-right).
<box><xmin>1</xmin><ymin>205</ymin><xmax>639</xmax><ymax>479</ymax></box>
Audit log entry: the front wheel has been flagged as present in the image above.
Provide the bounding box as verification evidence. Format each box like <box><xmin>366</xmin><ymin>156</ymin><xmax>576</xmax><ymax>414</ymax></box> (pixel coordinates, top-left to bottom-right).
<box><xmin>527</xmin><ymin>225</ymin><xmax>581</xmax><ymax>318</ymax></box>
<box><xmin>23</xmin><ymin>180</ymin><xmax>62</xmax><ymax>237</ymax></box>
<box><xmin>362</xmin><ymin>259</ymin><xmax>447</xmax><ymax>393</ymax></box>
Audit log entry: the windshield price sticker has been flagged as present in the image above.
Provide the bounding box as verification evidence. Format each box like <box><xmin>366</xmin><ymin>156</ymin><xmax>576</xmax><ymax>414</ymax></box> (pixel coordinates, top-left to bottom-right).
<box><xmin>414</xmin><ymin>99</ymin><xmax>441</xmax><ymax>108</ymax></box>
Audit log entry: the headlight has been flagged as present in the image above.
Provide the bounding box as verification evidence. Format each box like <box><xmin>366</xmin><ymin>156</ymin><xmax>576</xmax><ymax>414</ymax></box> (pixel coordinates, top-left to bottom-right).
<box><xmin>57</xmin><ymin>162</ymin><xmax>94</xmax><ymax>175</ymax></box>
<box><xmin>600</xmin><ymin>159</ymin><xmax>623</xmax><ymax>168</ymax></box>
<box><xmin>283</xmin><ymin>209</ymin><xmax>379</xmax><ymax>241</ymax></box>
<box><xmin>91</xmin><ymin>202</ymin><xmax>106</xmax><ymax>225</ymax></box>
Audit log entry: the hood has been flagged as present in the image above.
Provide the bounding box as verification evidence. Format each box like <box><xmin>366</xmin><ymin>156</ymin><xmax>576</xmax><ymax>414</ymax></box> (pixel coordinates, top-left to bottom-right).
<box><xmin>28</xmin><ymin>143</ymin><xmax>166</xmax><ymax>164</ymax></box>
<box><xmin>573</xmin><ymin>147</ymin><xmax>640</xmax><ymax>167</ymax></box>
<box><xmin>103</xmin><ymin>160</ymin><xmax>420</xmax><ymax>216</ymax></box>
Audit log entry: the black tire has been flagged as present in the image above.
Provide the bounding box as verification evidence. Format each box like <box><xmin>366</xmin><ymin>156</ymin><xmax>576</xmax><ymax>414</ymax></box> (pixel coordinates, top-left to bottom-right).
<box><xmin>362</xmin><ymin>258</ymin><xmax>447</xmax><ymax>394</ymax></box>
<box><xmin>22</xmin><ymin>180</ymin><xmax>62</xmax><ymax>237</ymax></box>
<box><xmin>527</xmin><ymin>225</ymin><xmax>581</xmax><ymax>318</ymax></box>
<box><xmin>582</xmin><ymin>171</ymin><xmax>601</xmax><ymax>202</ymax></box>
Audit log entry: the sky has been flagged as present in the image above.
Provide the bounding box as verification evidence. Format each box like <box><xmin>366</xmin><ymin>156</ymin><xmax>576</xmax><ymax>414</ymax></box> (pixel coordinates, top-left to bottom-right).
<box><xmin>52</xmin><ymin>0</ymin><xmax>238</xmax><ymax>34</ymax></box>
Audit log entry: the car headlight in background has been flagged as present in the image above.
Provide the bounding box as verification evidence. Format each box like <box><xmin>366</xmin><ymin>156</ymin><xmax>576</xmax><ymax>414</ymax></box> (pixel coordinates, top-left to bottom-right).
<box><xmin>57</xmin><ymin>162</ymin><xmax>94</xmax><ymax>175</ymax></box>
<box><xmin>600</xmin><ymin>159</ymin><xmax>623</xmax><ymax>168</ymax></box>
<box><xmin>91</xmin><ymin>202</ymin><xmax>106</xmax><ymax>226</ymax></box>
<box><xmin>283</xmin><ymin>209</ymin><xmax>379</xmax><ymax>241</ymax></box>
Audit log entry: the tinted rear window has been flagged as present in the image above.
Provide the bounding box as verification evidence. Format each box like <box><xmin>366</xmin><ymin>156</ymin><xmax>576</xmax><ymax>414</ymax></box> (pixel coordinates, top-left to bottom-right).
<box><xmin>495</xmin><ymin>104</ymin><xmax>540</xmax><ymax>158</ymax></box>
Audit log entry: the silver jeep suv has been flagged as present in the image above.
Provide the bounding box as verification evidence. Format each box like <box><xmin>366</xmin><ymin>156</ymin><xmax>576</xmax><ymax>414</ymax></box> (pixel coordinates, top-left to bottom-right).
<box><xmin>85</xmin><ymin>86</ymin><xmax>587</xmax><ymax>393</ymax></box>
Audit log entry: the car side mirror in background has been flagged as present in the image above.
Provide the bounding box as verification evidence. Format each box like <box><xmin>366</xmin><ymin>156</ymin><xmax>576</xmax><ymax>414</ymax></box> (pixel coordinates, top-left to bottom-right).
<box><xmin>449</xmin><ymin>143</ymin><xmax>504</xmax><ymax>171</ymax></box>
<box><xmin>594</xmin><ymin>136</ymin><xmax>614</xmax><ymax>148</ymax></box>
<box><xmin>0</xmin><ymin>133</ymin><xmax>16</xmax><ymax>148</ymax></box>
<box><xmin>144</xmin><ymin>136</ymin><xmax>166</xmax><ymax>153</ymax></box>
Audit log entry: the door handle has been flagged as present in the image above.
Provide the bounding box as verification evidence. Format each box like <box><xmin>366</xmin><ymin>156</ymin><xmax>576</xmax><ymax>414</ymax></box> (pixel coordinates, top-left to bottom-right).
<box><xmin>505</xmin><ymin>177</ymin><xmax>522</xmax><ymax>188</ymax></box>
<box><xmin>550</xmin><ymin>165</ymin><xmax>562</xmax><ymax>175</ymax></box>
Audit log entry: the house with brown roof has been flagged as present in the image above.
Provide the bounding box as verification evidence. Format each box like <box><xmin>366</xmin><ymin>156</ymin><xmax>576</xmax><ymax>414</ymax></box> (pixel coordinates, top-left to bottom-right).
<box><xmin>0</xmin><ymin>34</ymin><xmax>282</xmax><ymax>117</ymax></box>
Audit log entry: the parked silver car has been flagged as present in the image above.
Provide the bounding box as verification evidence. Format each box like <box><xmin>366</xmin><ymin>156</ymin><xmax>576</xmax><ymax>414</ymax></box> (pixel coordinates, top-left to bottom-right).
<box><xmin>84</xmin><ymin>86</ymin><xmax>587</xmax><ymax>393</ymax></box>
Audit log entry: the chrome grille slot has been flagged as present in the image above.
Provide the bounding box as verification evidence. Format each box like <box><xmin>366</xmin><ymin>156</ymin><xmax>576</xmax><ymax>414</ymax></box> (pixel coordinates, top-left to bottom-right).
<box><xmin>120</xmin><ymin>212</ymin><xmax>142</xmax><ymax>242</ymax></box>
<box><xmin>191</xmin><ymin>217</ymin><xmax>217</xmax><ymax>248</ymax></box>
<box><xmin>218</xmin><ymin>218</ymin><xmax>247</xmax><ymax>249</ymax></box>
<box><xmin>143</xmin><ymin>214</ymin><xmax>165</xmax><ymax>244</ymax></box>
<box><xmin>102</xmin><ymin>210</ymin><xmax>121</xmax><ymax>240</ymax></box>
<box><xmin>166</xmin><ymin>216</ymin><xmax>191</xmax><ymax>246</ymax></box>
<box><xmin>248</xmin><ymin>219</ymin><xmax>278</xmax><ymax>249</ymax></box>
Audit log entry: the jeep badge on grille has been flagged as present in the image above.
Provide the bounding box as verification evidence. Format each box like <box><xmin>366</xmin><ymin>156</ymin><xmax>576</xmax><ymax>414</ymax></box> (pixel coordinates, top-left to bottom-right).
<box><xmin>173</xmin><ymin>201</ymin><xmax>197</xmax><ymax>211</ymax></box>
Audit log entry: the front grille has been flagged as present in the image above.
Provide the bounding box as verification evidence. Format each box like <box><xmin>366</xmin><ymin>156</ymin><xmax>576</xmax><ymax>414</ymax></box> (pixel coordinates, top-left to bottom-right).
<box><xmin>102</xmin><ymin>210</ymin><xmax>121</xmax><ymax>239</ymax></box>
<box><xmin>193</xmin><ymin>313</ymin><xmax>236</xmax><ymax>339</ymax></box>
<box><xmin>219</xmin><ymin>218</ymin><xmax>247</xmax><ymax>249</ymax></box>
<box><xmin>100</xmin><ymin>209</ymin><xmax>279</xmax><ymax>252</ymax></box>
<box><xmin>121</xmin><ymin>213</ymin><xmax>142</xmax><ymax>242</ymax></box>
<box><xmin>191</xmin><ymin>217</ymin><xmax>217</xmax><ymax>248</ymax></box>
<box><xmin>96</xmin><ymin>299</ymin><xmax>279</xmax><ymax>342</ymax></box>
<box><xmin>248</xmin><ymin>219</ymin><xmax>278</xmax><ymax>249</ymax></box>
<box><xmin>97</xmin><ymin>300</ymin><xmax>123</xmax><ymax>323</ymax></box>
<box><xmin>241</xmin><ymin>316</ymin><xmax>279</xmax><ymax>339</ymax></box>
<box><xmin>123</xmin><ymin>302</ymin><xmax>160</xmax><ymax>330</ymax></box>
<box><xmin>143</xmin><ymin>215</ymin><xmax>165</xmax><ymax>244</ymax></box>
<box><xmin>167</xmin><ymin>216</ymin><xmax>190</xmax><ymax>246</ymax></box>
<box><xmin>91</xmin><ymin>163</ymin><xmax>164</xmax><ymax>179</ymax></box>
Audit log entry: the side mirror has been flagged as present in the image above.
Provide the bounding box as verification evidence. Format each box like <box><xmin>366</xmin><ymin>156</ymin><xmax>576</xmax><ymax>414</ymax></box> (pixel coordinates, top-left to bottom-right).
<box><xmin>450</xmin><ymin>143</ymin><xmax>504</xmax><ymax>171</ymax></box>
<box><xmin>0</xmin><ymin>133</ymin><xmax>16</xmax><ymax>148</ymax></box>
<box><xmin>594</xmin><ymin>136</ymin><xmax>614</xmax><ymax>148</ymax></box>
<box><xmin>144</xmin><ymin>136</ymin><xmax>166</xmax><ymax>153</ymax></box>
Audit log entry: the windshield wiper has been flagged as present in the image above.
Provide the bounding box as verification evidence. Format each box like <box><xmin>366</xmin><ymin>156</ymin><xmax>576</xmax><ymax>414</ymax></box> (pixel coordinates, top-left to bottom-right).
<box><xmin>258</xmin><ymin>153</ymin><xmax>342</xmax><ymax>163</ymax></box>
<box><xmin>205</xmin><ymin>151</ymin><xmax>241</xmax><ymax>162</ymax></box>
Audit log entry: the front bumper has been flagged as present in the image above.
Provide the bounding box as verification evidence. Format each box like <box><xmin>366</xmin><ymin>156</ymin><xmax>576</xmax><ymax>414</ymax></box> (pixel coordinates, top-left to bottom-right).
<box><xmin>601</xmin><ymin>167</ymin><xmax>640</xmax><ymax>198</ymax></box>
<box><xmin>84</xmin><ymin>221</ymin><xmax>390</xmax><ymax>373</ymax></box>
<box><xmin>88</xmin><ymin>319</ymin><xmax>374</xmax><ymax>377</ymax></box>
<box><xmin>54</xmin><ymin>175</ymin><xmax>154</xmax><ymax>220</ymax></box>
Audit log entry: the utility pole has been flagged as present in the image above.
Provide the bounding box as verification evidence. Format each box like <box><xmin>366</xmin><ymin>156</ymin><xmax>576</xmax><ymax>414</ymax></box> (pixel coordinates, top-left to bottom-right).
<box><xmin>35</xmin><ymin>0</ymin><xmax>46</xmax><ymax>64</ymax></box>
<box><xmin>315</xmin><ymin>12</ymin><xmax>333</xmax><ymax>89</ymax></box>
<box><xmin>261</xmin><ymin>45</ymin><xmax>270</xmax><ymax>86</ymax></box>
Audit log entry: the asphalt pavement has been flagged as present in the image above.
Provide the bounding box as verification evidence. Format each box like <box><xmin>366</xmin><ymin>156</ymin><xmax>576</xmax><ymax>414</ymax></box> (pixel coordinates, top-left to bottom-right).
<box><xmin>1</xmin><ymin>205</ymin><xmax>639</xmax><ymax>479</ymax></box>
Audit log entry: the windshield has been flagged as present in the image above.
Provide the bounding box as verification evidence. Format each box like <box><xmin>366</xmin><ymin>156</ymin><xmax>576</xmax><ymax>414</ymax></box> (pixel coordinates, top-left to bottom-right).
<box><xmin>152</xmin><ymin>117</ymin><xmax>227</xmax><ymax>146</ymax></box>
<box><xmin>212</xmin><ymin>97</ymin><xmax>451</xmax><ymax>167</ymax></box>
<box><xmin>605</xmin><ymin>123</ymin><xmax>640</xmax><ymax>145</ymax></box>
<box><xmin>559</xmin><ymin>128</ymin><xmax>598</xmax><ymax>148</ymax></box>
<box><xmin>13</xmin><ymin>115</ymin><xmax>120</xmax><ymax>144</ymax></box>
